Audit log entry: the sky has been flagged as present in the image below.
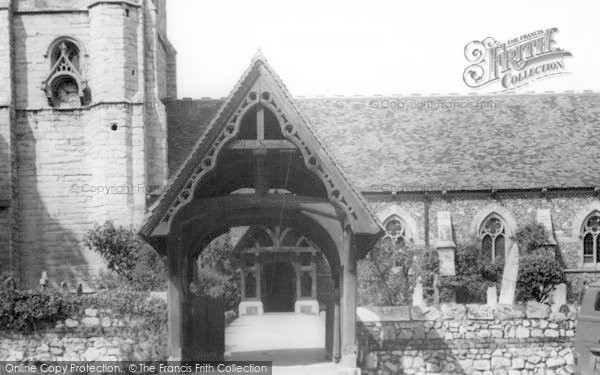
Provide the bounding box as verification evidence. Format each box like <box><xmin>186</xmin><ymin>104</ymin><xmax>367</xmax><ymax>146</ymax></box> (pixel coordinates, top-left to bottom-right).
<box><xmin>166</xmin><ymin>0</ymin><xmax>599</xmax><ymax>99</ymax></box>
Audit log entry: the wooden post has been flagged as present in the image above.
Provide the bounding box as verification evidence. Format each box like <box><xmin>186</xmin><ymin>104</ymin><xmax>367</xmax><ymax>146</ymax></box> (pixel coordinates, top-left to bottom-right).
<box><xmin>240</xmin><ymin>268</ymin><xmax>246</xmax><ymax>300</ymax></box>
<box><xmin>311</xmin><ymin>253</ymin><xmax>318</xmax><ymax>298</ymax></box>
<box><xmin>256</xmin><ymin>263</ymin><xmax>262</xmax><ymax>300</ymax></box>
<box><xmin>167</xmin><ymin>235</ymin><xmax>186</xmax><ymax>361</ymax></box>
<box><xmin>340</xmin><ymin>228</ymin><xmax>358</xmax><ymax>369</ymax></box>
<box><xmin>325</xmin><ymin>291</ymin><xmax>333</xmax><ymax>359</ymax></box>
<box><xmin>295</xmin><ymin>253</ymin><xmax>302</xmax><ymax>301</ymax></box>
<box><xmin>333</xmin><ymin>287</ymin><xmax>341</xmax><ymax>362</ymax></box>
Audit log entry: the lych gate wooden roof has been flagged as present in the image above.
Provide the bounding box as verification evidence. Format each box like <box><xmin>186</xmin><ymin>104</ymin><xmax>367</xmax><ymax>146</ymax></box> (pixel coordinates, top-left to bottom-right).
<box><xmin>139</xmin><ymin>52</ymin><xmax>382</xmax><ymax>242</ymax></box>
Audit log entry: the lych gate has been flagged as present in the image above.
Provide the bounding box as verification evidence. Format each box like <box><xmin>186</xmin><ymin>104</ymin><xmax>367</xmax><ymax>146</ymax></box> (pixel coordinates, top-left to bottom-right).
<box><xmin>139</xmin><ymin>52</ymin><xmax>382</xmax><ymax>370</ymax></box>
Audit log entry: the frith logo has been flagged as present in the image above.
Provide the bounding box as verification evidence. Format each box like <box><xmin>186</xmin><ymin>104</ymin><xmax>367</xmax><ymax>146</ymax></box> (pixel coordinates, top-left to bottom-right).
<box><xmin>463</xmin><ymin>28</ymin><xmax>573</xmax><ymax>91</ymax></box>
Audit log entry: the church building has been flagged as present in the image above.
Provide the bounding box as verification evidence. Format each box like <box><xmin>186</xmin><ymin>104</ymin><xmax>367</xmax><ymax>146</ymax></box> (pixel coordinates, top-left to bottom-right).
<box><xmin>1</xmin><ymin>0</ymin><xmax>600</xmax><ymax>310</ymax></box>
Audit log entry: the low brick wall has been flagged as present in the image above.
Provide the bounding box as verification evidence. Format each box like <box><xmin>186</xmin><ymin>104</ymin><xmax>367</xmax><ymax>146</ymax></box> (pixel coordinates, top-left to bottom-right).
<box><xmin>0</xmin><ymin>297</ymin><xmax>167</xmax><ymax>362</ymax></box>
<box><xmin>358</xmin><ymin>302</ymin><xmax>578</xmax><ymax>375</ymax></box>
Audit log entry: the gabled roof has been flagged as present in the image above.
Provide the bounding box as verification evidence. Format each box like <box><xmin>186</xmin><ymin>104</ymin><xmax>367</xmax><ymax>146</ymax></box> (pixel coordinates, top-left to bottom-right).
<box><xmin>168</xmin><ymin>92</ymin><xmax>600</xmax><ymax>192</ymax></box>
<box><xmin>141</xmin><ymin>52</ymin><xmax>382</xmax><ymax>239</ymax></box>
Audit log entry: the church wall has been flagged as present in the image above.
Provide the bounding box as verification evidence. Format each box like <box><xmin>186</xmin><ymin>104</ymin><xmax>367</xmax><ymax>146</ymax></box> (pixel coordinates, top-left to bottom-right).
<box><xmin>15</xmin><ymin>110</ymin><xmax>102</xmax><ymax>286</ymax></box>
<box><xmin>12</xmin><ymin>12</ymin><xmax>89</xmax><ymax>109</ymax></box>
<box><xmin>13</xmin><ymin>0</ymin><xmax>86</xmax><ymax>12</ymax></box>
<box><xmin>367</xmin><ymin>193</ymin><xmax>600</xmax><ymax>271</ymax></box>
<box><xmin>0</xmin><ymin>0</ymin><xmax>16</xmax><ymax>279</ymax></box>
<box><xmin>143</xmin><ymin>1</ymin><xmax>168</xmax><ymax>187</ymax></box>
<box><xmin>4</xmin><ymin>0</ymin><xmax>172</xmax><ymax>286</ymax></box>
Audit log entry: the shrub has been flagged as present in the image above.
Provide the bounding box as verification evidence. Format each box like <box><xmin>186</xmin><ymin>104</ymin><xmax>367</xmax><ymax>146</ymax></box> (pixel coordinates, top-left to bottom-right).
<box><xmin>442</xmin><ymin>241</ymin><xmax>503</xmax><ymax>303</ymax></box>
<box><xmin>517</xmin><ymin>254</ymin><xmax>565</xmax><ymax>303</ymax></box>
<box><xmin>195</xmin><ymin>232</ymin><xmax>241</xmax><ymax>311</ymax></box>
<box><xmin>0</xmin><ymin>288</ymin><xmax>71</xmax><ymax>332</ymax></box>
<box><xmin>128</xmin><ymin>245</ymin><xmax>168</xmax><ymax>291</ymax></box>
<box><xmin>194</xmin><ymin>268</ymin><xmax>240</xmax><ymax>311</ymax></box>
<box><xmin>83</xmin><ymin>221</ymin><xmax>141</xmax><ymax>278</ymax></box>
<box><xmin>358</xmin><ymin>240</ymin><xmax>439</xmax><ymax>306</ymax></box>
<box><xmin>72</xmin><ymin>288</ymin><xmax>168</xmax><ymax>360</ymax></box>
<box><xmin>512</xmin><ymin>223</ymin><xmax>549</xmax><ymax>254</ymax></box>
<box><xmin>83</xmin><ymin>221</ymin><xmax>167</xmax><ymax>291</ymax></box>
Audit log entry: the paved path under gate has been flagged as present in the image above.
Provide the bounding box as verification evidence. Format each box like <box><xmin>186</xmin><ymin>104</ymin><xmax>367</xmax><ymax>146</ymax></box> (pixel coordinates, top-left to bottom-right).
<box><xmin>225</xmin><ymin>313</ymin><xmax>341</xmax><ymax>375</ymax></box>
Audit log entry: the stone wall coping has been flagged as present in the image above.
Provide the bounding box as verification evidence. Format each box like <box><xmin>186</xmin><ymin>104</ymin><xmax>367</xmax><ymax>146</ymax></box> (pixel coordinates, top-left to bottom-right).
<box><xmin>357</xmin><ymin>303</ymin><xmax>578</xmax><ymax>323</ymax></box>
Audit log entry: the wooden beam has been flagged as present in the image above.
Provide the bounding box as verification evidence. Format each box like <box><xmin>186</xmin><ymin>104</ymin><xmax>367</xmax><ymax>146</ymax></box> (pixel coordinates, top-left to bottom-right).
<box><xmin>244</xmin><ymin>246</ymin><xmax>315</xmax><ymax>253</ymax></box>
<box><xmin>226</xmin><ymin>139</ymin><xmax>297</xmax><ymax>150</ymax></box>
<box><xmin>254</xmin><ymin>154</ymin><xmax>267</xmax><ymax>195</ymax></box>
<box><xmin>257</xmin><ymin>105</ymin><xmax>264</xmax><ymax>140</ymax></box>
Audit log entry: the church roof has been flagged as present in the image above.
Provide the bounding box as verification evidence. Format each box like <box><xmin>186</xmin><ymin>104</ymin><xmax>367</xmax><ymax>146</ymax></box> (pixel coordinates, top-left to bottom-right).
<box><xmin>168</xmin><ymin>91</ymin><xmax>600</xmax><ymax>192</ymax></box>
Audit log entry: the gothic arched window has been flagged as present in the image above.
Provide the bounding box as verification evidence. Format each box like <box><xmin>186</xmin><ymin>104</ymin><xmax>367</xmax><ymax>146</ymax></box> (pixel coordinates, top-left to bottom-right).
<box><xmin>479</xmin><ymin>214</ymin><xmax>506</xmax><ymax>261</ymax></box>
<box><xmin>582</xmin><ymin>212</ymin><xmax>600</xmax><ymax>265</ymax></box>
<box><xmin>382</xmin><ymin>216</ymin><xmax>410</xmax><ymax>251</ymax></box>
<box><xmin>43</xmin><ymin>37</ymin><xmax>88</xmax><ymax>108</ymax></box>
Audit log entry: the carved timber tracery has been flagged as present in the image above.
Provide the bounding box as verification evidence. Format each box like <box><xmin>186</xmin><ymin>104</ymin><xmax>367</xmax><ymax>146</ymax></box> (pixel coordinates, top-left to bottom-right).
<box><xmin>160</xmin><ymin>80</ymin><xmax>359</xmax><ymax>230</ymax></box>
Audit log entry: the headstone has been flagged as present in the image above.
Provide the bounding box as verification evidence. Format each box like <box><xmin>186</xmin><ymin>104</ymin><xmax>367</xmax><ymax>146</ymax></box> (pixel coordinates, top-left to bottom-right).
<box><xmin>498</xmin><ymin>243</ymin><xmax>519</xmax><ymax>304</ymax></box>
<box><xmin>551</xmin><ymin>283</ymin><xmax>567</xmax><ymax>306</ymax></box>
<box><xmin>433</xmin><ymin>274</ymin><xmax>440</xmax><ymax>305</ymax></box>
<box><xmin>39</xmin><ymin>271</ymin><xmax>48</xmax><ymax>290</ymax></box>
<box><xmin>487</xmin><ymin>286</ymin><xmax>497</xmax><ymax>306</ymax></box>
<box><xmin>413</xmin><ymin>276</ymin><xmax>425</xmax><ymax>307</ymax></box>
<box><xmin>3</xmin><ymin>277</ymin><xmax>16</xmax><ymax>290</ymax></box>
<box><xmin>437</xmin><ymin>248</ymin><xmax>456</xmax><ymax>276</ymax></box>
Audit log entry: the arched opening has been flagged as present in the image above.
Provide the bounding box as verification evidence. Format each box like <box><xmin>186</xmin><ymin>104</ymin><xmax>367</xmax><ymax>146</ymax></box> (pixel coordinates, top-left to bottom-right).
<box><xmin>479</xmin><ymin>213</ymin><xmax>506</xmax><ymax>261</ymax></box>
<box><xmin>382</xmin><ymin>215</ymin><xmax>411</xmax><ymax>251</ymax></box>
<box><xmin>139</xmin><ymin>55</ymin><xmax>382</xmax><ymax>371</ymax></box>
<box><xmin>50</xmin><ymin>40</ymin><xmax>81</xmax><ymax>71</ymax></box>
<box><xmin>43</xmin><ymin>37</ymin><xmax>88</xmax><ymax>108</ymax></box>
<box><xmin>582</xmin><ymin>211</ymin><xmax>600</xmax><ymax>266</ymax></box>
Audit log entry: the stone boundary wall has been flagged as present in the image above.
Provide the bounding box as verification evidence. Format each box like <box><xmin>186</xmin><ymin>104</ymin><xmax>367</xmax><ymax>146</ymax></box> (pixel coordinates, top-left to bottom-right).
<box><xmin>0</xmin><ymin>302</ymin><xmax>167</xmax><ymax>362</ymax></box>
<box><xmin>358</xmin><ymin>302</ymin><xmax>578</xmax><ymax>375</ymax></box>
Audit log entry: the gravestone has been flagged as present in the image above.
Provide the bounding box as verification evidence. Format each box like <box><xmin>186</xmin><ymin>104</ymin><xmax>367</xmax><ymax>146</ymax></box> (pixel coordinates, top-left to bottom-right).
<box><xmin>551</xmin><ymin>283</ymin><xmax>567</xmax><ymax>306</ymax></box>
<box><xmin>413</xmin><ymin>276</ymin><xmax>425</xmax><ymax>307</ymax></box>
<box><xmin>487</xmin><ymin>286</ymin><xmax>497</xmax><ymax>306</ymax></box>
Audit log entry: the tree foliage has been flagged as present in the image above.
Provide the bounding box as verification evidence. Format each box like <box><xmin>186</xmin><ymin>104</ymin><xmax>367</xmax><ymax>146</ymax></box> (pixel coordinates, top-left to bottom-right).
<box><xmin>512</xmin><ymin>222</ymin><xmax>550</xmax><ymax>254</ymax></box>
<box><xmin>509</xmin><ymin>223</ymin><xmax>566</xmax><ymax>303</ymax></box>
<box><xmin>83</xmin><ymin>221</ymin><xmax>142</xmax><ymax>278</ymax></box>
<box><xmin>442</xmin><ymin>241</ymin><xmax>504</xmax><ymax>303</ymax></box>
<box><xmin>517</xmin><ymin>254</ymin><xmax>566</xmax><ymax>303</ymax></box>
<box><xmin>358</xmin><ymin>240</ymin><xmax>439</xmax><ymax>306</ymax></box>
<box><xmin>194</xmin><ymin>232</ymin><xmax>242</xmax><ymax>311</ymax></box>
<box><xmin>83</xmin><ymin>221</ymin><xmax>167</xmax><ymax>291</ymax></box>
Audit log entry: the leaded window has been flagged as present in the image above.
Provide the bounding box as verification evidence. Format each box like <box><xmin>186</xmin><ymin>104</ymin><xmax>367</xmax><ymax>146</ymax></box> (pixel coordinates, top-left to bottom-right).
<box><xmin>382</xmin><ymin>217</ymin><xmax>409</xmax><ymax>251</ymax></box>
<box><xmin>480</xmin><ymin>214</ymin><xmax>506</xmax><ymax>261</ymax></box>
<box><xmin>583</xmin><ymin>212</ymin><xmax>600</xmax><ymax>265</ymax></box>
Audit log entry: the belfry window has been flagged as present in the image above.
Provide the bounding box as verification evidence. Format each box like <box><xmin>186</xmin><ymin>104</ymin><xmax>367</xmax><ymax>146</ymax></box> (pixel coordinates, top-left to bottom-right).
<box><xmin>582</xmin><ymin>212</ymin><xmax>600</xmax><ymax>265</ymax></box>
<box><xmin>43</xmin><ymin>38</ymin><xmax>88</xmax><ymax>108</ymax></box>
<box><xmin>479</xmin><ymin>214</ymin><xmax>506</xmax><ymax>261</ymax></box>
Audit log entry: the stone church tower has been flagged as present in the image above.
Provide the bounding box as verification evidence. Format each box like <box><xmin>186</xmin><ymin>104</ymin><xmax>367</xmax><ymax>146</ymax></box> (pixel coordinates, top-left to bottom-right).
<box><xmin>0</xmin><ymin>0</ymin><xmax>176</xmax><ymax>287</ymax></box>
